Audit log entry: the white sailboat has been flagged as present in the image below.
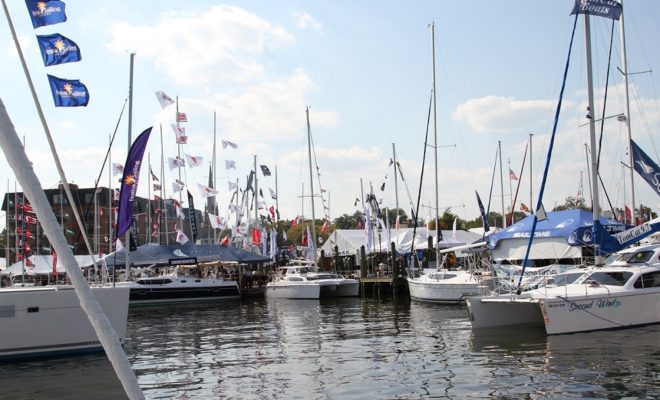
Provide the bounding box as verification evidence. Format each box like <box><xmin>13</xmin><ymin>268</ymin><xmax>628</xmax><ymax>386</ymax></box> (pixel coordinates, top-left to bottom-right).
<box><xmin>406</xmin><ymin>23</ymin><xmax>483</xmax><ymax>303</ymax></box>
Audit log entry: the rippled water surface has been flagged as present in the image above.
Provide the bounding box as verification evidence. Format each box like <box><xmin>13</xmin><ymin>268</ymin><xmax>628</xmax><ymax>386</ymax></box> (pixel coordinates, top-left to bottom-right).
<box><xmin>1</xmin><ymin>297</ymin><xmax>658</xmax><ymax>399</ymax></box>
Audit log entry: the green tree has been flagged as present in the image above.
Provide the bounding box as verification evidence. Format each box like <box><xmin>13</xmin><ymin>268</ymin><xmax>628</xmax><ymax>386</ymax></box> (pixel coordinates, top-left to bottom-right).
<box><xmin>637</xmin><ymin>204</ymin><xmax>658</xmax><ymax>221</ymax></box>
<box><xmin>553</xmin><ymin>196</ymin><xmax>589</xmax><ymax>211</ymax></box>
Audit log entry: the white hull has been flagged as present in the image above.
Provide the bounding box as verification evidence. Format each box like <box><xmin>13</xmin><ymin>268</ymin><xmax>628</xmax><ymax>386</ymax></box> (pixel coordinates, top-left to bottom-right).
<box><xmin>115</xmin><ymin>277</ymin><xmax>240</xmax><ymax>305</ymax></box>
<box><xmin>541</xmin><ymin>290</ymin><xmax>660</xmax><ymax>334</ymax></box>
<box><xmin>466</xmin><ymin>296</ymin><xmax>545</xmax><ymax>329</ymax></box>
<box><xmin>265</xmin><ymin>283</ymin><xmax>320</xmax><ymax>299</ymax></box>
<box><xmin>317</xmin><ymin>279</ymin><xmax>360</xmax><ymax>297</ymax></box>
<box><xmin>0</xmin><ymin>286</ymin><xmax>130</xmax><ymax>360</ymax></box>
<box><xmin>407</xmin><ymin>271</ymin><xmax>482</xmax><ymax>303</ymax></box>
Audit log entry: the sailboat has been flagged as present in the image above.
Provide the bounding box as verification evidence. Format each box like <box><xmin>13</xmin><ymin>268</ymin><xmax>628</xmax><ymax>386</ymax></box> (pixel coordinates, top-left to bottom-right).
<box><xmin>467</xmin><ymin>1</ymin><xmax>660</xmax><ymax>334</ymax></box>
<box><xmin>405</xmin><ymin>23</ymin><xmax>485</xmax><ymax>303</ymax></box>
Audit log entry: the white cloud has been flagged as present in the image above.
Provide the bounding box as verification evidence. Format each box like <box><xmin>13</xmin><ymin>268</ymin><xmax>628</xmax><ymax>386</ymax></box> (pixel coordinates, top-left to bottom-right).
<box><xmin>294</xmin><ymin>11</ymin><xmax>322</xmax><ymax>32</ymax></box>
<box><xmin>106</xmin><ymin>5</ymin><xmax>295</xmax><ymax>86</ymax></box>
<box><xmin>454</xmin><ymin>96</ymin><xmax>557</xmax><ymax>134</ymax></box>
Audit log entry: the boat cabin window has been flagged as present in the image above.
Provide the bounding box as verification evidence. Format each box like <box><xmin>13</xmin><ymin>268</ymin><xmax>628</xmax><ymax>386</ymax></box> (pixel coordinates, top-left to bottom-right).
<box><xmin>136</xmin><ymin>278</ymin><xmax>172</xmax><ymax>285</ymax></box>
<box><xmin>587</xmin><ymin>271</ymin><xmax>633</xmax><ymax>286</ymax></box>
<box><xmin>627</xmin><ymin>251</ymin><xmax>655</xmax><ymax>264</ymax></box>
<box><xmin>287</xmin><ymin>276</ymin><xmax>303</xmax><ymax>281</ymax></box>
<box><xmin>633</xmin><ymin>271</ymin><xmax>660</xmax><ymax>289</ymax></box>
<box><xmin>0</xmin><ymin>305</ymin><xmax>15</xmax><ymax>318</ymax></box>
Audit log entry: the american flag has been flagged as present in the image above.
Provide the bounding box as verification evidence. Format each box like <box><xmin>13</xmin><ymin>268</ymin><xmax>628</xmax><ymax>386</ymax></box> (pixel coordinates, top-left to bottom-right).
<box><xmin>508</xmin><ymin>168</ymin><xmax>519</xmax><ymax>180</ymax></box>
<box><xmin>176</xmin><ymin>112</ymin><xmax>188</xmax><ymax>122</ymax></box>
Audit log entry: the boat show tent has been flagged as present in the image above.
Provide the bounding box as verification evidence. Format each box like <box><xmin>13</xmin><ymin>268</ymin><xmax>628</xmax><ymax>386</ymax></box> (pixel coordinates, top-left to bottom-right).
<box><xmin>487</xmin><ymin>209</ymin><xmax>628</xmax><ymax>261</ymax></box>
<box><xmin>320</xmin><ymin>228</ymin><xmax>481</xmax><ymax>257</ymax></box>
<box><xmin>1</xmin><ymin>255</ymin><xmax>95</xmax><ymax>276</ymax></box>
<box><xmin>84</xmin><ymin>243</ymin><xmax>271</xmax><ymax>269</ymax></box>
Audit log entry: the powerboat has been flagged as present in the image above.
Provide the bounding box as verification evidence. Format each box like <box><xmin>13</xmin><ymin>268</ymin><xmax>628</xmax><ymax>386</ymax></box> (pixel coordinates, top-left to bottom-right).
<box><xmin>407</xmin><ymin>268</ymin><xmax>485</xmax><ymax>303</ymax></box>
<box><xmin>306</xmin><ymin>270</ymin><xmax>359</xmax><ymax>297</ymax></box>
<box><xmin>467</xmin><ymin>263</ymin><xmax>660</xmax><ymax>334</ymax></box>
<box><xmin>265</xmin><ymin>265</ymin><xmax>321</xmax><ymax>299</ymax></box>
<box><xmin>0</xmin><ymin>285</ymin><xmax>130</xmax><ymax>360</ymax></box>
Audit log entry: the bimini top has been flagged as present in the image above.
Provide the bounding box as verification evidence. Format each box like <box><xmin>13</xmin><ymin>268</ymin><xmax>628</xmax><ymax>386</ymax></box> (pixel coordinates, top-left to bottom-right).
<box><xmin>487</xmin><ymin>209</ymin><xmax>627</xmax><ymax>250</ymax></box>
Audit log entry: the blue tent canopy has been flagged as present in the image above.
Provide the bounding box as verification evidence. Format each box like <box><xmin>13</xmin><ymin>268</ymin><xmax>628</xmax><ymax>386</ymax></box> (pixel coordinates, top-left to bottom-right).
<box><xmin>487</xmin><ymin>209</ymin><xmax>628</xmax><ymax>250</ymax></box>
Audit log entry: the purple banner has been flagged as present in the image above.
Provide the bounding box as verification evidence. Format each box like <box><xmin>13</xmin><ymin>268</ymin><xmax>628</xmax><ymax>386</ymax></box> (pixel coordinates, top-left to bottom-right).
<box><xmin>116</xmin><ymin>127</ymin><xmax>152</xmax><ymax>236</ymax></box>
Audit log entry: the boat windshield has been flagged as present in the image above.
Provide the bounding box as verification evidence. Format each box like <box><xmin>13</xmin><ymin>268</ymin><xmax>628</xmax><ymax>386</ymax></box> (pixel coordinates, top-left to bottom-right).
<box><xmin>585</xmin><ymin>271</ymin><xmax>634</xmax><ymax>286</ymax></box>
<box><xmin>626</xmin><ymin>251</ymin><xmax>655</xmax><ymax>264</ymax></box>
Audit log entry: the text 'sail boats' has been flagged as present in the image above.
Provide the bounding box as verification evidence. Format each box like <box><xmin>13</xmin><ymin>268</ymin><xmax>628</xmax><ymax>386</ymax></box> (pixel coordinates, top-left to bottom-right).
<box><xmin>467</xmin><ymin>261</ymin><xmax>660</xmax><ymax>334</ymax></box>
<box><xmin>0</xmin><ymin>285</ymin><xmax>130</xmax><ymax>360</ymax></box>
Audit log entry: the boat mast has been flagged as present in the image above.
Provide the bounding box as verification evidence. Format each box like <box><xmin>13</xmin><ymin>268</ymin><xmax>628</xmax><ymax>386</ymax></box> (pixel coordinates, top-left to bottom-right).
<box><xmin>213</xmin><ymin>111</ymin><xmax>217</xmax><ymax>243</ymax></box>
<box><xmin>305</xmin><ymin>107</ymin><xmax>318</xmax><ymax>267</ymax></box>
<box><xmin>618</xmin><ymin>1</ymin><xmax>635</xmax><ymax>224</ymax></box>
<box><xmin>392</xmin><ymin>143</ymin><xmax>400</xmax><ymax>233</ymax></box>
<box><xmin>431</xmin><ymin>22</ymin><xmax>440</xmax><ymax>267</ymax></box>
<box><xmin>498</xmin><ymin>140</ymin><xmax>506</xmax><ymax>228</ymax></box>
<box><xmin>584</xmin><ymin>14</ymin><xmax>603</xmax><ymax>264</ymax></box>
<box><xmin>125</xmin><ymin>53</ymin><xmax>134</xmax><ymax>271</ymax></box>
<box><xmin>529</xmin><ymin>133</ymin><xmax>533</xmax><ymax>210</ymax></box>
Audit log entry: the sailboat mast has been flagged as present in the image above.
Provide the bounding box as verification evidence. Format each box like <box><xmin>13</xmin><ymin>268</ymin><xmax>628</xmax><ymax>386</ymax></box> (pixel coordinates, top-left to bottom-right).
<box><xmin>584</xmin><ymin>14</ymin><xmax>603</xmax><ymax>264</ymax></box>
<box><xmin>431</xmin><ymin>22</ymin><xmax>440</xmax><ymax>267</ymax></box>
<box><xmin>108</xmin><ymin>135</ymin><xmax>113</xmax><ymax>254</ymax></box>
<box><xmin>213</xmin><ymin>111</ymin><xmax>217</xmax><ymax>243</ymax></box>
<box><xmin>254</xmin><ymin>155</ymin><xmax>258</xmax><ymax>228</ymax></box>
<box><xmin>392</xmin><ymin>143</ymin><xmax>400</xmax><ymax>230</ymax></box>
<box><xmin>498</xmin><ymin>141</ymin><xmax>506</xmax><ymax>228</ymax></box>
<box><xmin>529</xmin><ymin>133</ymin><xmax>533</xmax><ymax>210</ymax></box>
<box><xmin>305</xmin><ymin>107</ymin><xmax>318</xmax><ymax>266</ymax></box>
<box><xmin>125</xmin><ymin>53</ymin><xmax>134</xmax><ymax>270</ymax></box>
<box><xmin>618</xmin><ymin>1</ymin><xmax>635</xmax><ymax>224</ymax></box>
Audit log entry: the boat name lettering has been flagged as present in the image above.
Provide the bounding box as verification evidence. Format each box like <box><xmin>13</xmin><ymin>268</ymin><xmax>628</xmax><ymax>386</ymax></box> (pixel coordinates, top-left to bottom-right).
<box><xmin>568</xmin><ymin>300</ymin><xmax>593</xmax><ymax>311</ymax></box>
<box><xmin>596</xmin><ymin>298</ymin><xmax>622</xmax><ymax>309</ymax></box>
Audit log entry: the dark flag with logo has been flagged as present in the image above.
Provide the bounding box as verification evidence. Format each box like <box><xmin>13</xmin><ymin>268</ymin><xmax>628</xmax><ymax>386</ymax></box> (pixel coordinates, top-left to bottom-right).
<box><xmin>47</xmin><ymin>74</ymin><xmax>89</xmax><ymax>107</ymax></box>
<box><xmin>631</xmin><ymin>139</ymin><xmax>660</xmax><ymax>197</ymax></box>
<box><xmin>116</xmin><ymin>127</ymin><xmax>152</xmax><ymax>236</ymax></box>
<box><xmin>570</xmin><ymin>0</ymin><xmax>622</xmax><ymax>21</ymax></box>
<box><xmin>25</xmin><ymin>0</ymin><xmax>67</xmax><ymax>28</ymax></box>
<box><xmin>36</xmin><ymin>33</ymin><xmax>81</xmax><ymax>66</ymax></box>
<box><xmin>475</xmin><ymin>191</ymin><xmax>490</xmax><ymax>232</ymax></box>
<box><xmin>187</xmin><ymin>190</ymin><xmax>198</xmax><ymax>242</ymax></box>
<box><xmin>260</xmin><ymin>164</ymin><xmax>271</xmax><ymax>176</ymax></box>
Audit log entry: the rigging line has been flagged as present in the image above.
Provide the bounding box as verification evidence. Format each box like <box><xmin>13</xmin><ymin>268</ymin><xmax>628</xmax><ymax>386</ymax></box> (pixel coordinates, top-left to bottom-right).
<box><xmin>486</xmin><ymin>147</ymin><xmax>498</xmax><ymax>224</ymax></box>
<box><xmin>410</xmin><ymin>90</ymin><xmax>433</xmax><ymax>256</ymax></box>
<box><xmin>508</xmin><ymin>141</ymin><xmax>529</xmax><ymax>225</ymax></box>
<box><xmin>517</xmin><ymin>13</ymin><xmax>579</xmax><ymax>292</ymax></box>
<box><xmin>74</xmin><ymin>98</ymin><xmax>128</xmax><ymax>250</ymax></box>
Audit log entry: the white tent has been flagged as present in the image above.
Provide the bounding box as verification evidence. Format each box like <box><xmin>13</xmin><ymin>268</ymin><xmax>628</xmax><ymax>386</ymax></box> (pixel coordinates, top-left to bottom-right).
<box><xmin>320</xmin><ymin>228</ymin><xmax>481</xmax><ymax>256</ymax></box>
<box><xmin>1</xmin><ymin>255</ymin><xmax>95</xmax><ymax>276</ymax></box>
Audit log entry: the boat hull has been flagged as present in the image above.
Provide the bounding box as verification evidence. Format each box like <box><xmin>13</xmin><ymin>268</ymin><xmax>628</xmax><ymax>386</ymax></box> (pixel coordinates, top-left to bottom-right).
<box><xmin>541</xmin><ymin>289</ymin><xmax>660</xmax><ymax>334</ymax></box>
<box><xmin>407</xmin><ymin>272</ymin><xmax>482</xmax><ymax>303</ymax></box>
<box><xmin>318</xmin><ymin>280</ymin><xmax>359</xmax><ymax>297</ymax></box>
<box><xmin>116</xmin><ymin>278</ymin><xmax>240</xmax><ymax>305</ymax></box>
<box><xmin>265</xmin><ymin>283</ymin><xmax>320</xmax><ymax>299</ymax></box>
<box><xmin>0</xmin><ymin>286</ymin><xmax>130</xmax><ymax>360</ymax></box>
<box><xmin>466</xmin><ymin>296</ymin><xmax>545</xmax><ymax>329</ymax></box>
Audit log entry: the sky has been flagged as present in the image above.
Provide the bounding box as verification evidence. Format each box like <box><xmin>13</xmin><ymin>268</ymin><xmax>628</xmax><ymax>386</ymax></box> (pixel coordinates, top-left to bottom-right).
<box><xmin>1</xmin><ymin>0</ymin><xmax>659</xmax><ymax>230</ymax></box>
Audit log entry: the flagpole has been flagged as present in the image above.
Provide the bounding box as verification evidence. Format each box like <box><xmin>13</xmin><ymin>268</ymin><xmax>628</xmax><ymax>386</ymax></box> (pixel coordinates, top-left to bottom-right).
<box><xmin>498</xmin><ymin>140</ymin><xmax>506</xmax><ymax>228</ymax></box>
<box><xmin>275</xmin><ymin>164</ymin><xmax>280</xmax><ymax>249</ymax></box>
<box><xmin>507</xmin><ymin>158</ymin><xmax>513</xmax><ymax>221</ymax></box>
<box><xmin>5</xmin><ymin>180</ymin><xmax>8</xmax><ymax>267</ymax></box>
<box><xmin>392</xmin><ymin>143</ymin><xmax>400</xmax><ymax>236</ymax></box>
<box><xmin>108</xmin><ymin>135</ymin><xmax>113</xmax><ymax>256</ymax></box>
<box><xmin>160</xmin><ymin>125</ymin><xmax>169</xmax><ymax>245</ymax></box>
<box><xmin>147</xmin><ymin>153</ymin><xmax>152</xmax><ymax>244</ymax></box>
<box><xmin>305</xmin><ymin>107</ymin><xmax>318</xmax><ymax>268</ymax></box>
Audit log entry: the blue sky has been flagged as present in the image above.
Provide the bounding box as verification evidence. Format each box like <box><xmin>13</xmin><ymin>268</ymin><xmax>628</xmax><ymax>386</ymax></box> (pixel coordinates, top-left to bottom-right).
<box><xmin>1</xmin><ymin>0</ymin><xmax>659</xmax><ymax>228</ymax></box>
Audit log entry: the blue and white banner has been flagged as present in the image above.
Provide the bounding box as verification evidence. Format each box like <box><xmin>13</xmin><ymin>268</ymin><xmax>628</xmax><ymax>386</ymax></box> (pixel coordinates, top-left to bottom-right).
<box><xmin>570</xmin><ymin>0</ymin><xmax>622</xmax><ymax>21</ymax></box>
<box><xmin>631</xmin><ymin>139</ymin><xmax>660</xmax><ymax>198</ymax></box>
<box><xmin>46</xmin><ymin>74</ymin><xmax>89</xmax><ymax>107</ymax></box>
<box><xmin>36</xmin><ymin>33</ymin><xmax>81</xmax><ymax>66</ymax></box>
<box><xmin>25</xmin><ymin>0</ymin><xmax>67</xmax><ymax>28</ymax></box>
<box><xmin>475</xmin><ymin>191</ymin><xmax>490</xmax><ymax>232</ymax></box>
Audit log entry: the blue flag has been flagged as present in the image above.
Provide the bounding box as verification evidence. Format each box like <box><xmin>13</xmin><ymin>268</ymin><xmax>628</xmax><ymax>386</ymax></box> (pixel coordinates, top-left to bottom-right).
<box><xmin>631</xmin><ymin>139</ymin><xmax>660</xmax><ymax>198</ymax></box>
<box><xmin>25</xmin><ymin>0</ymin><xmax>67</xmax><ymax>28</ymax></box>
<box><xmin>570</xmin><ymin>0</ymin><xmax>622</xmax><ymax>21</ymax></box>
<box><xmin>116</xmin><ymin>128</ymin><xmax>153</xmax><ymax>237</ymax></box>
<box><xmin>36</xmin><ymin>33</ymin><xmax>81</xmax><ymax>66</ymax></box>
<box><xmin>187</xmin><ymin>190</ymin><xmax>198</xmax><ymax>242</ymax></box>
<box><xmin>475</xmin><ymin>191</ymin><xmax>490</xmax><ymax>232</ymax></box>
<box><xmin>46</xmin><ymin>74</ymin><xmax>89</xmax><ymax>107</ymax></box>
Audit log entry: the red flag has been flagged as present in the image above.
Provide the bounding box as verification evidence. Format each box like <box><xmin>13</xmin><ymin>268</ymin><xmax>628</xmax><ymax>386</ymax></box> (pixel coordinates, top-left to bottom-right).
<box><xmin>22</xmin><ymin>203</ymin><xmax>34</xmax><ymax>213</ymax></box>
<box><xmin>25</xmin><ymin>257</ymin><xmax>34</xmax><ymax>267</ymax></box>
<box><xmin>25</xmin><ymin>215</ymin><xmax>38</xmax><ymax>224</ymax></box>
<box><xmin>625</xmin><ymin>205</ymin><xmax>632</xmax><ymax>222</ymax></box>
<box><xmin>301</xmin><ymin>229</ymin><xmax>308</xmax><ymax>247</ymax></box>
<box><xmin>321</xmin><ymin>220</ymin><xmax>329</xmax><ymax>233</ymax></box>
<box><xmin>220</xmin><ymin>236</ymin><xmax>229</xmax><ymax>246</ymax></box>
<box><xmin>291</xmin><ymin>215</ymin><xmax>299</xmax><ymax>227</ymax></box>
<box><xmin>252</xmin><ymin>228</ymin><xmax>261</xmax><ymax>245</ymax></box>
<box><xmin>176</xmin><ymin>112</ymin><xmax>188</xmax><ymax>122</ymax></box>
<box><xmin>52</xmin><ymin>250</ymin><xmax>58</xmax><ymax>277</ymax></box>
<box><xmin>269</xmin><ymin>206</ymin><xmax>276</xmax><ymax>220</ymax></box>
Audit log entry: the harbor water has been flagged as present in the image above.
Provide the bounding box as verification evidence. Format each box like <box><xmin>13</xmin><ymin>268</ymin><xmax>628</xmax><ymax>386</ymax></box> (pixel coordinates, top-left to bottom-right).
<box><xmin>0</xmin><ymin>297</ymin><xmax>658</xmax><ymax>399</ymax></box>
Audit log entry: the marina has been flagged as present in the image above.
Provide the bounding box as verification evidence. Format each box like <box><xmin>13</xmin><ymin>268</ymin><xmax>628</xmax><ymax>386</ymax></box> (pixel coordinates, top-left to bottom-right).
<box><xmin>0</xmin><ymin>0</ymin><xmax>659</xmax><ymax>398</ymax></box>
